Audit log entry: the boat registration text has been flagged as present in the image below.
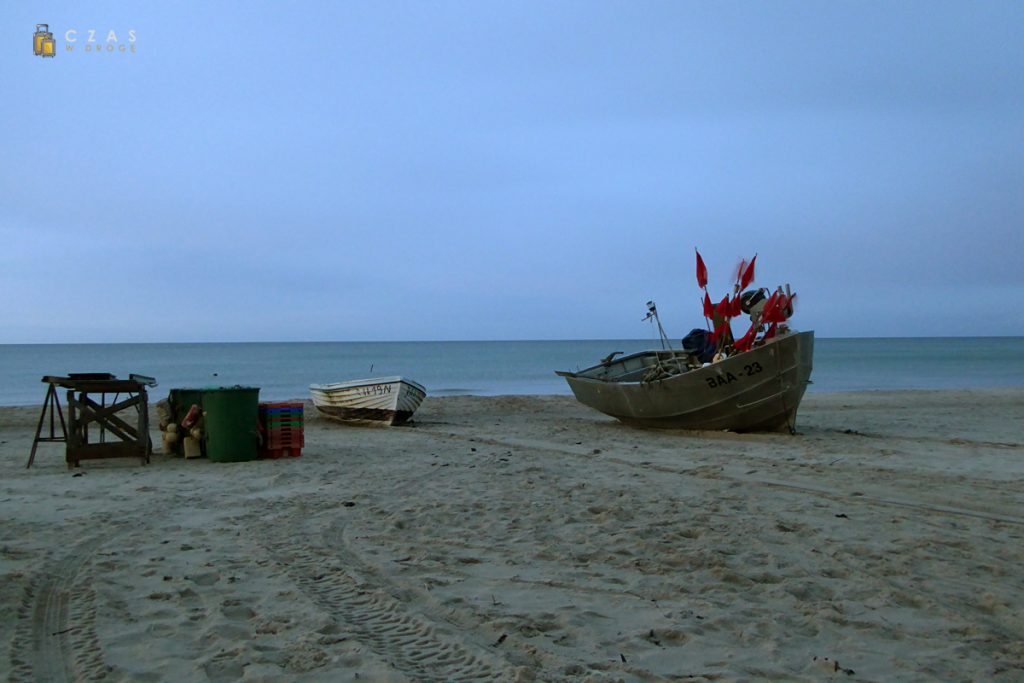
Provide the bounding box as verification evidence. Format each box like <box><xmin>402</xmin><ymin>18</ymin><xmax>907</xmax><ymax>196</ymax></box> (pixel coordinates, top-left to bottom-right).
<box><xmin>705</xmin><ymin>361</ymin><xmax>764</xmax><ymax>389</ymax></box>
<box><xmin>330</xmin><ymin>384</ymin><xmax>394</xmax><ymax>397</ymax></box>
<box><xmin>357</xmin><ymin>384</ymin><xmax>393</xmax><ymax>397</ymax></box>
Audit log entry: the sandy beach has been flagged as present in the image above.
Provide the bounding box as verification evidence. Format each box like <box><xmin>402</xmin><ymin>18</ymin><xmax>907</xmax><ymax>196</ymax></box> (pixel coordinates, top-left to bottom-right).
<box><xmin>2</xmin><ymin>389</ymin><xmax>1022</xmax><ymax>682</ymax></box>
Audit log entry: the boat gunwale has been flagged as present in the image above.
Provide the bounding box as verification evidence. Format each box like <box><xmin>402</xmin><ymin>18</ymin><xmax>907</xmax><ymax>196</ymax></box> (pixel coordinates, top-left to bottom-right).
<box><xmin>558</xmin><ymin>332</ymin><xmax>806</xmax><ymax>386</ymax></box>
<box><xmin>310</xmin><ymin>377</ymin><xmax>426</xmax><ymax>395</ymax></box>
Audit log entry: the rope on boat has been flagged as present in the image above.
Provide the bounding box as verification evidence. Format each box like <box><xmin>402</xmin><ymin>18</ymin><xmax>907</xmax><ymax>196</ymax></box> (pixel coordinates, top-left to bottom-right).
<box><xmin>641</xmin><ymin>353</ymin><xmax>692</xmax><ymax>383</ymax></box>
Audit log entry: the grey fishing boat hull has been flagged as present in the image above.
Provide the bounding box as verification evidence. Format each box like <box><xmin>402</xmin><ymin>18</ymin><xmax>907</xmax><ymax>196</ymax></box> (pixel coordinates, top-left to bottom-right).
<box><xmin>557</xmin><ymin>331</ymin><xmax>814</xmax><ymax>433</ymax></box>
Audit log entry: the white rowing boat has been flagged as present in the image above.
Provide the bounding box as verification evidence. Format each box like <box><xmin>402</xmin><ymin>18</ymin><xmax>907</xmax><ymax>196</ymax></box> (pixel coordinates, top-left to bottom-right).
<box><xmin>310</xmin><ymin>376</ymin><xmax>426</xmax><ymax>426</ymax></box>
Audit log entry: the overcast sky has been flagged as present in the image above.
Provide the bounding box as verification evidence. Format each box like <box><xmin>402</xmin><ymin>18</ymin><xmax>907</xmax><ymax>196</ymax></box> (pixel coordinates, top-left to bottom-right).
<box><xmin>2</xmin><ymin>1</ymin><xmax>1022</xmax><ymax>342</ymax></box>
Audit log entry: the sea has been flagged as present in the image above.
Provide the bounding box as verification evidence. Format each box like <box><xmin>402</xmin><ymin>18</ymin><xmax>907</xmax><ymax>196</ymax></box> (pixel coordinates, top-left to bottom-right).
<box><xmin>0</xmin><ymin>337</ymin><xmax>1021</xmax><ymax>407</ymax></box>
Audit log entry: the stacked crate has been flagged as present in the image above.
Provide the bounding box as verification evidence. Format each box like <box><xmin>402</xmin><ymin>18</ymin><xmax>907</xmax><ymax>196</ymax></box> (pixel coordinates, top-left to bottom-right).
<box><xmin>258</xmin><ymin>401</ymin><xmax>304</xmax><ymax>458</ymax></box>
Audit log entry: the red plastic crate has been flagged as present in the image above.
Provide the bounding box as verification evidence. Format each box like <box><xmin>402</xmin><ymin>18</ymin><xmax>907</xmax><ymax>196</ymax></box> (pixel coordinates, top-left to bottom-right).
<box><xmin>265</xmin><ymin>430</ymin><xmax>304</xmax><ymax>448</ymax></box>
<box><xmin>259</xmin><ymin>400</ymin><xmax>304</xmax><ymax>411</ymax></box>
<box><xmin>258</xmin><ymin>401</ymin><xmax>305</xmax><ymax>450</ymax></box>
<box><xmin>259</xmin><ymin>402</ymin><xmax>304</xmax><ymax>420</ymax></box>
<box><xmin>260</xmin><ymin>446</ymin><xmax>302</xmax><ymax>459</ymax></box>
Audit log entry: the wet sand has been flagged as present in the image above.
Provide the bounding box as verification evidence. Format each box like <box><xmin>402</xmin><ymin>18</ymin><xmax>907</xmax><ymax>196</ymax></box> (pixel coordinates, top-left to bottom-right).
<box><xmin>2</xmin><ymin>389</ymin><xmax>1023</xmax><ymax>681</ymax></box>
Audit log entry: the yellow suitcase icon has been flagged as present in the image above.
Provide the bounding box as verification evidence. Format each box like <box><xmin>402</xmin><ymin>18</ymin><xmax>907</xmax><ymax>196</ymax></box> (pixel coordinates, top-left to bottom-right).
<box><xmin>34</xmin><ymin>24</ymin><xmax>55</xmax><ymax>57</ymax></box>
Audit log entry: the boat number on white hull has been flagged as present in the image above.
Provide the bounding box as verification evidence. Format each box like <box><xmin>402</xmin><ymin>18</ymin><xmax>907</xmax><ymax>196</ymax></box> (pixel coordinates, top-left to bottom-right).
<box><xmin>358</xmin><ymin>384</ymin><xmax>393</xmax><ymax>397</ymax></box>
<box><xmin>705</xmin><ymin>361</ymin><xmax>764</xmax><ymax>389</ymax></box>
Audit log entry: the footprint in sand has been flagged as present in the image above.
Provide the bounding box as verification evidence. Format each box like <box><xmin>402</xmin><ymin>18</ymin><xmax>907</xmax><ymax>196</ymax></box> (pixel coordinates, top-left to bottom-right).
<box><xmin>220</xmin><ymin>599</ymin><xmax>257</xmax><ymax>620</ymax></box>
<box><xmin>188</xmin><ymin>571</ymin><xmax>220</xmax><ymax>586</ymax></box>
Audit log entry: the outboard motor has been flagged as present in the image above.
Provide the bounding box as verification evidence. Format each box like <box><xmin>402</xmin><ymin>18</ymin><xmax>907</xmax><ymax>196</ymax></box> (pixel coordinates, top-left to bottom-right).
<box><xmin>740</xmin><ymin>288</ymin><xmax>767</xmax><ymax>314</ymax></box>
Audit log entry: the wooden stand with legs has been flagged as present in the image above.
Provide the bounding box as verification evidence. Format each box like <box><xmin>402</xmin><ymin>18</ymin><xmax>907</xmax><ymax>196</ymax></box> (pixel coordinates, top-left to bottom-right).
<box><xmin>26</xmin><ymin>374</ymin><xmax>156</xmax><ymax>469</ymax></box>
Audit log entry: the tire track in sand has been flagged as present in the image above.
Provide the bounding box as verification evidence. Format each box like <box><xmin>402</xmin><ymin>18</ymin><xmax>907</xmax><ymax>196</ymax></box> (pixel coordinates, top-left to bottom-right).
<box><xmin>8</xmin><ymin>536</ymin><xmax>109</xmax><ymax>683</ymax></box>
<box><xmin>254</xmin><ymin>499</ymin><xmax>519</xmax><ymax>682</ymax></box>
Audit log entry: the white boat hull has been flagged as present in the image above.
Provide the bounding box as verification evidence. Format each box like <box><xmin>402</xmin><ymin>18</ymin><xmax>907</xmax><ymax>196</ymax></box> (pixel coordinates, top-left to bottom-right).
<box><xmin>310</xmin><ymin>377</ymin><xmax>426</xmax><ymax>426</ymax></box>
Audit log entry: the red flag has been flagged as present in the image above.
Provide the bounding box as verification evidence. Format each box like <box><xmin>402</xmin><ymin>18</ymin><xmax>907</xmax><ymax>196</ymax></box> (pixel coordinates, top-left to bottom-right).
<box><xmin>734</xmin><ymin>323</ymin><xmax>757</xmax><ymax>353</ymax></box>
<box><xmin>695</xmin><ymin>250</ymin><xmax>708</xmax><ymax>289</ymax></box>
<box><xmin>740</xmin><ymin>255</ymin><xmax>757</xmax><ymax>289</ymax></box>
<box><xmin>731</xmin><ymin>294</ymin><xmax>743</xmax><ymax>317</ymax></box>
<box><xmin>760</xmin><ymin>292</ymin><xmax>779</xmax><ymax>323</ymax></box>
<box><xmin>703</xmin><ymin>292</ymin><xmax>714</xmax><ymax>318</ymax></box>
<box><xmin>763</xmin><ymin>323</ymin><xmax>778</xmax><ymax>340</ymax></box>
<box><xmin>764</xmin><ymin>293</ymin><xmax>789</xmax><ymax>324</ymax></box>
<box><xmin>734</xmin><ymin>259</ymin><xmax>748</xmax><ymax>286</ymax></box>
<box><xmin>716</xmin><ymin>295</ymin><xmax>732</xmax><ymax>319</ymax></box>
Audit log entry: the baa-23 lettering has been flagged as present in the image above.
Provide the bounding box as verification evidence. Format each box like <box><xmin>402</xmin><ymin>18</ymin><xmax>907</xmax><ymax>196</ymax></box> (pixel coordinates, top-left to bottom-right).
<box><xmin>705</xmin><ymin>361</ymin><xmax>763</xmax><ymax>389</ymax></box>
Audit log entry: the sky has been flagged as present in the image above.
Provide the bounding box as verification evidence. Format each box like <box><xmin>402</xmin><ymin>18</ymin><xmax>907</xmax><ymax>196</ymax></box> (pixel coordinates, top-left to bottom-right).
<box><xmin>1</xmin><ymin>1</ymin><xmax>1022</xmax><ymax>342</ymax></box>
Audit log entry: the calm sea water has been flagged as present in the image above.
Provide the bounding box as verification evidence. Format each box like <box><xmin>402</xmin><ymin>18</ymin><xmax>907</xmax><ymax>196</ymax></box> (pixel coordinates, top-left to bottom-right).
<box><xmin>0</xmin><ymin>337</ymin><xmax>1021</xmax><ymax>407</ymax></box>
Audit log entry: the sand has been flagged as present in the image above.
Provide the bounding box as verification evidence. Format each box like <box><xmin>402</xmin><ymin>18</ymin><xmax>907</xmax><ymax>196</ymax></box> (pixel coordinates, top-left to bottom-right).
<box><xmin>2</xmin><ymin>389</ymin><xmax>1023</xmax><ymax>682</ymax></box>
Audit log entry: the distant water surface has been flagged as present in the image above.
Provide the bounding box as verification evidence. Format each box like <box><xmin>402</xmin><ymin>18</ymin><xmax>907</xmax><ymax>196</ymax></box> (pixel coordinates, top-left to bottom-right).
<box><xmin>0</xmin><ymin>337</ymin><xmax>1021</xmax><ymax>406</ymax></box>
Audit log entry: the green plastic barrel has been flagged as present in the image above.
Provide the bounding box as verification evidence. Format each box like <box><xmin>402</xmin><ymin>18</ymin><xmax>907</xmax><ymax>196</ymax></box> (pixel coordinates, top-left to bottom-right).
<box><xmin>202</xmin><ymin>387</ymin><xmax>259</xmax><ymax>463</ymax></box>
<box><xmin>168</xmin><ymin>388</ymin><xmax>205</xmax><ymax>422</ymax></box>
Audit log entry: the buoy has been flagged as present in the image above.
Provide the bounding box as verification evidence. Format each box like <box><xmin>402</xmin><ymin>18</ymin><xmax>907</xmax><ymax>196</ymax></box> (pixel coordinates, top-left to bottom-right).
<box><xmin>181</xmin><ymin>404</ymin><xmax>202</xmax><ymax>429</ymax></box>
<box><xmin>183</xmin><ymin>436</ymin><xmax>202</xmax><ymax>459</ymax></box>
<box><xmin>161</xmin><ymin>432</ymin><xmax>179</xmax><ymax>457</ymax></box>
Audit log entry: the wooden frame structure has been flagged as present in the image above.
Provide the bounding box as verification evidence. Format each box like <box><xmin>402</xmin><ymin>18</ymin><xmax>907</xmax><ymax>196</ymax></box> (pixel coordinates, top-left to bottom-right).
<box><xmin>26</xmin><ymin>373</ymin><xmax>156</xmax><ymax>469</ymax></box>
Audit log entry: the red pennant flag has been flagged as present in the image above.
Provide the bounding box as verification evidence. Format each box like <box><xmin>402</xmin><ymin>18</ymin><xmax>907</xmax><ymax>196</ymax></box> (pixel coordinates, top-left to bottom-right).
<box><xmin>731</xmin><ymin>294</ymin><xmax>743</xmax><ymax>317</ymax></box>
<box><xmin>734</xmin><ymin>323</ymin><xmax>757</xmax><ymax>353</ymax></box>
<box><xmin>779</xmin><ymin>294</ymin><xmax>792</xmax><ymax>321</ymax></box>
<box><xmin>762</xmin><ymin>299</ymin><xmax>778</xmax><ymax>324</ymax></box>
<box><xmin>740</xmin><ymin>255</ymin><xmax>757</xmax><ymax>289</ymax></box>
<box><xmin>764</xmin><ymin>293</ymin><xmax>789</xmax><ymax>324</ymax></box>
<box><xmin>763</xmin><ymin>323</ymin><xmax>778</xmax><ymax>340</ymax></box>
<box><xmin>703</xmin><ymin>292</ymin><xmax>714</xmax><ymax>319</ymax></box>
<box><xmin>716</xmin><ymin>295</ymin><xmax>732</xmax><ymax>319</ymax></box>
<box><xmin>760</xmin><ymin>292</ymin><xmax>779</xmax><ymax>323</ymax></box>
<box><xmin>695</xmin><ymin>250</ymin><xmax>708</xmax><ymax>289</ymax></box>
<box><xmin>734</xmin><ymin>259</ymin><xmax>748</xmax><ymax>286</ymax></box>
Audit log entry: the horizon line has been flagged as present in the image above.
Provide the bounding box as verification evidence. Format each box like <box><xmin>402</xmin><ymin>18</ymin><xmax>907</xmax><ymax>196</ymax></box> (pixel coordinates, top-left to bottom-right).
<box><xmin>2</xmin><ymin>334</ymin><xmax>1022</xmax><ymax>346</ymax></box>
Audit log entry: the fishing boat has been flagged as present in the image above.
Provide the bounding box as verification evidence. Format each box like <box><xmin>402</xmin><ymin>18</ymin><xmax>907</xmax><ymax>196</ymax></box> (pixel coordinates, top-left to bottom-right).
<box><xmin>310</xmin><ymin>377</ymin><xmax>426</xmax><ymax>426</ymax></box>
<box><xmin>556</xmin><ymin>330</ymin><xmax>813</xmax><ymax>433</ymax></box>
<box><xmin>557</xmin><ymin>250</ymin><xmax>813</xmax><ymax>433</ymax></box>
